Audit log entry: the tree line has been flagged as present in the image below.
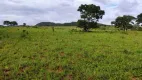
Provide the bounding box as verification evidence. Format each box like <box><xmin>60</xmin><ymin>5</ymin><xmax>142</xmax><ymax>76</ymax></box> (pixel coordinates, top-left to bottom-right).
<box><xmin>111</xmin><ymin>14</ymin><xmax>142</xmax><ymax>31</ymax></box>
<box><xmin>35</xmin><ymin>22</ymin><xmax>106</xmax><ymax>27</ymax></box>
<box><xmin>3</xmin><ymin>21</ymin><xmax>27</xmax><ymax>26</ymax></box>
<box><xmin>3</xmin><ymin>21</ymin><xmax>18</xmax><ymax>26</ymax></box>
<box><xmin>2</xmin><ymin>4</ymin><xmax>142</xmax><ymax>32</ymax></box>
<box><xmin>36</xmin><ymin>22</ymin><xmax>77</xmax><ymax>26</ymax></box>
<box><xmin>77</xmin><ymin>4</ymin><xmax>142</xmax><ymax>32</ymax></box>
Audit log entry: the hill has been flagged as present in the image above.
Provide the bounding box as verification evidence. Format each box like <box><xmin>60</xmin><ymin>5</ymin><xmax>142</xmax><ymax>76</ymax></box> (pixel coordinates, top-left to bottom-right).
<box><xmin>36</xmin><ymin>22</ymin><xmax>107</xmax><ymax>26</ymax></box>
<box><xmin>36</xmin><ymin>22</ymin><xmax>77</xmax><ymax>26</ymax></box>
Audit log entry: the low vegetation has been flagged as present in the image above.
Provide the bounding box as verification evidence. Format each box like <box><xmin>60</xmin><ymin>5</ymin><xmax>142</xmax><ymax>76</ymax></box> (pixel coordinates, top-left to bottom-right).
<box><xmin>1</xmin><ymin>3</ymin><xmax>142</xmax><ymax>80</ymax></box>
<box><xmin>0</xmin><ymin>26</ymin><xmax>142</xmax><ymax>80</ymax></box>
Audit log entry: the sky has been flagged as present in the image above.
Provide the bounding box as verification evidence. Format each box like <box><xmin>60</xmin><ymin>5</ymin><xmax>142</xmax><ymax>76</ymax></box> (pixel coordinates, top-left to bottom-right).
<box><xmin>0</xmin><ymin>0</ymin><xmax>141</xmax><ymax>25</ymax></box>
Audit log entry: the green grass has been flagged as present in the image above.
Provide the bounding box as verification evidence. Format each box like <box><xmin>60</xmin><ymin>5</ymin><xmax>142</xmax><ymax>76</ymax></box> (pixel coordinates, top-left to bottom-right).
<box><xmin>0</xmin><ymin>26</ymin><xmax>142</xmax><ymax>80</ymax></box>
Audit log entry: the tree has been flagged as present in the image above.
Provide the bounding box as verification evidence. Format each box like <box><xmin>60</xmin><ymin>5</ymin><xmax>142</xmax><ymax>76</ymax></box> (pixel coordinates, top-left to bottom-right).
<box><xmin>3</xmin><ymin>21</ymin><xmax>10</xmax><ymax>26</ymax></box>
<box><xmin>77</xmin><ymin>4</ymin><xmax>105</xmax><ymax>31</ymax></box>
<box><xmin>10</xmin><ymin>21</ymin><xmax>18</xmax><ymax>26</ymax></box>
<box><xmin>111</xmin><ymin>21</ymin><xmax>115</xmax><ymax>26</ymax></box>
<box><xmin>23</xmin><ymin>23</ymin><xmax>26</xmax><ymax>26</ymax></box>
<box><xmin>114</xmin><ymin>15</ymin><xmax>135</xmax><ymax>31</ymax></box>
<box><xmin>137</xmin><ymin>13</ymin><xmax>142</xmax><ymax>25</ymax></box>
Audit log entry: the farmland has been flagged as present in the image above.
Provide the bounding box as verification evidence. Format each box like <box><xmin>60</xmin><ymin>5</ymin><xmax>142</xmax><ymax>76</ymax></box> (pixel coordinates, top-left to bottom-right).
<box><xmin>0</xmin><ymin>26</ymin><xmax>142</xmax><ymax>80</ymax></box>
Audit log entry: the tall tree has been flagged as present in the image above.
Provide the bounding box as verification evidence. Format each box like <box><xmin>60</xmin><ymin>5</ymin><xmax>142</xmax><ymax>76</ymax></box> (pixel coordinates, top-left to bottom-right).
<box><xmin>137</xmin><ymin>13</ymin><xmax>142</xmax><ymax>25</ymax></box>
<box><xmin>3</xmin><ymin>21</ymin><xmax>10</xmax><ymax>26</ymax></box>
<box><xmin>23</xmin><ymin>23</ymin><xmax>26</xmax><ymax>26</ymax></box>
<box><xmin>10</xmin><ymin>21</ymin><xmax>18</xmax><ymax>26</ymax></box>
<box><xmin>114</xmin><ymin>15</ymin><xmax>135</xmax><ymax>31</ymax></box>
<box><xmin>77</xmin><ymin>4</ymin><xmax>105</xmax><ymax>31</ymax></box>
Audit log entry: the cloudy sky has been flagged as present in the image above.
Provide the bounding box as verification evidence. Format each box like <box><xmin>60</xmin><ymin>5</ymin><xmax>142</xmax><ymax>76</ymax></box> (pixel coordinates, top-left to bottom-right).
<box><xmin>0</xmin><ymin>0</ymin><xmax>141</xmax><ymax>25</ymax></box>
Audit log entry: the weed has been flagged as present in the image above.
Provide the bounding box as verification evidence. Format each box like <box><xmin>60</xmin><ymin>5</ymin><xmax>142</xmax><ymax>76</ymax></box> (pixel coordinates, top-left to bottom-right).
<box><xmin>20</xmin><ymin>30</ymin><xmax>29</xmax><ymax>38</ymax></box>
<box><xmin>0</xmin><ymin>27</ymin><xmax>142</xmax><ymax>79</ymax></box>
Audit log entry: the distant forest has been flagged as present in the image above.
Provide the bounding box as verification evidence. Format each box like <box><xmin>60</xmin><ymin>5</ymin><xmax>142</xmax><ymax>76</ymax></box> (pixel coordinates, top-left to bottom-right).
<box><xmin>36</xmin><ymin>22</ymin><xmax>77</xmax><ymax>26</ymax></box>
<box><xmin>36</xmin><ymin>22</ymin><xmax>107</xmax><ymax>26</ymax></box>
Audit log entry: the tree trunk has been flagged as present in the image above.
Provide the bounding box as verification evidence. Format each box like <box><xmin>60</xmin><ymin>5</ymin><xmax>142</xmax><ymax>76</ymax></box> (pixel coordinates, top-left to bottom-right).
<box><xmin>123</xmin><ymin>26</ymin><xmax>127</xmax><ymax>32</ymax></box>
<box><xmin>126</xmin><ymin>28</ymin><xmax>128</xmax><ymax>31</ymax></box>
<box><xmin>83</xmin><ymin>27</ymin><xmax>88</xmax><ymax>32</ymax></box>
<box><xmin>52</xmin><ymin>26</ymin><xmax>55</xmax><ymax>32</ymax></box>
<box><xmin>124</xmin><ymin>26</ymin><xmax>127</xmax><ymax>32</ymax></box>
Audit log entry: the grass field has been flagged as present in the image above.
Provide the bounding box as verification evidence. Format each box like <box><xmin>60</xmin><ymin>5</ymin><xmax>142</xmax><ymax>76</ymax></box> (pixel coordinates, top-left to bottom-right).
<box><xmin>0</xmin><ymin>26</ymin><xmax>142</xmax><ymax>80</ymax></box>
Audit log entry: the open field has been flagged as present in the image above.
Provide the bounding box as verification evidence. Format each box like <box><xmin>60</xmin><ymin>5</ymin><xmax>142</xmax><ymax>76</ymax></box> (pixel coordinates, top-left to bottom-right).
<box><xmin>0</xmin><ymin>26</ymin><xmax>142</xmax><ymax>80</ymax></box>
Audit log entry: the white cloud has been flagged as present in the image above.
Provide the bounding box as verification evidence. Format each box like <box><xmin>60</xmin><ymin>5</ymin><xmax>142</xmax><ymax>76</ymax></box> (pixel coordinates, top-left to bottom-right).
<box><xmin>0</xmin><ymin>0</ymin><xmax>141</xmax><ymax>25</ymax></box>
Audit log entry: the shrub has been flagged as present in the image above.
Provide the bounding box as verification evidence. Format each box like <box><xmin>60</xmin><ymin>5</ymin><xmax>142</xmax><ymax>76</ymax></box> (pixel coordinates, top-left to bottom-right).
<box><xmin>137</xmin><ymin>27</ymin><xmax>142</xmax><ymax>31</ymax></box>
<box><xmin>70</xmin><ymin>29</ymin><xmax>78</xmax><ymax>32</ymax></box>
<box><xmin>32</xmin><ymin>26</ymin><xmax>39</xmax><ymax>28</ymax></box>
<box><xmin>100</xmin><ymin>26</ymin><xmax>107</xmax><ymax>30</ymax></box>
<box><xmin>20</xmin><ymin>30</ymin><xmax>29</xmax><ymax>38</ymax></box>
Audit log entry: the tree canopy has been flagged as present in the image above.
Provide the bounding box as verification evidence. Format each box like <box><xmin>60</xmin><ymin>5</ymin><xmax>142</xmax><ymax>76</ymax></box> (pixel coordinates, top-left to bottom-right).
<box><xmin>137</xmin><ymin>13</ymin><xmax>142</xmax><ymax>25</ymax></box>
<box><xmin>23</xmin><ymin>23</ymin><xmax>26</xmax><ymax>26</ymax></box>
<box><xmin>3</xmin><ymin>21</ymin><xmax>18</xmax><ymax>26</ymax></box>
<box><xmin>3</xmin><ymin>21</ymin><xmax>10</xmax><ymax>26</ymax></box>
<box><xmin>10</xmin><ymin>21</ymin><xmax>18</xmax><ymax>26</ymax></box>
<box><xmin>77</xmin><ymin>4</ymin><xmax>105</xmax><ymax>31</ymax></box>
<box><xmin>114</xmin><ymin>15</ymin><xmax>135</xmax><ymax>31</ymax></box>
<box><xmin>111</xmin><ymin>21</ymin><xmax>115</xmax><ymax>26</ymax></box>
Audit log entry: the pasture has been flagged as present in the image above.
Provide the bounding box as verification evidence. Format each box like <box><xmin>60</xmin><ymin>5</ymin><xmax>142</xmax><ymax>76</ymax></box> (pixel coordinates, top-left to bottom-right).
<box><xmin>0</xmin><ymin>26</ymin><xmax>142</xmax><ymax>80</ymax></box>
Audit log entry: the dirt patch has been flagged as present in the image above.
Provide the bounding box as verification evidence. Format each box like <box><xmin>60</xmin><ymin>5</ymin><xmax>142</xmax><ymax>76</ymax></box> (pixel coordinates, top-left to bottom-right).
<box><xmin>2</xmin><ymin>67</ymin><xmax>11</xmax><ymax>77</ymax></box>
<box><xmin>131</xmin><ymin>77</ymin><xmax>140</xmax><ymax>80</ymax></box>
<box><xmin>63</xmin><ymin>74</ymin><xmax>73</xmax><ymax>80</ymax></box>
<box><xmin>47</xmin><ymin>66</ymin><xmax>63</xmax><ymax>74</ymax></box>
<box><xmin>59</xmin><ymin>52</ymin><xmax>65</xmax><ymax>56</ymax></box>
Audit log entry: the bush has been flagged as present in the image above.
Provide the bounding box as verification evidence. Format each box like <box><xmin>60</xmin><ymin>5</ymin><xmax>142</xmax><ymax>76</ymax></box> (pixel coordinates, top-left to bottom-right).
<box><xmin>100</xmin><ymin>26</ymin><xmax>107</xmax><ymax>30</ymax></box>
<box><xmin>137</xmin><ymin>27</ymin><xmax>142</xmax><ymax>31</ymax></box>
<box><xmin>32</xmin><ymin>26</ymin><xmax>39</xmax><ymax>28</ymax></box>
<box><xmin>21</xmin><ymin>30</ymin><xmax>29</xmax><ymax>38</ymax></box>
<box><xmin>70</xmin><ymin>29</ymin><xmax>78</xmax><ymax>32</ymax></box>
